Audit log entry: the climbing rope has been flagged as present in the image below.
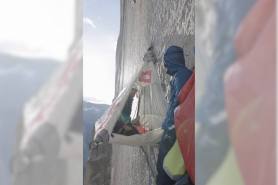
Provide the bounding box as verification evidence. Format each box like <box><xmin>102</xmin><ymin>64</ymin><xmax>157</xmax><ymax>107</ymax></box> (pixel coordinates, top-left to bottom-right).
<box><xmin>140</xmin><ymin>146</ymin><xmax>156</xmax><ymax>181</ymax></box>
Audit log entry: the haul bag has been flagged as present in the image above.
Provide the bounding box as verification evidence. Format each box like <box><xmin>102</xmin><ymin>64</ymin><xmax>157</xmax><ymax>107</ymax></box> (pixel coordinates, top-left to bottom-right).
<box><xmin>94</xmin><ymin>62</ymin><xmax>166</xmax><ymax>145</ymax></box>
<box><xmin>175</xmin><ymin>73</ymin><xmax>195</xmax><ymax>183</ymax></box>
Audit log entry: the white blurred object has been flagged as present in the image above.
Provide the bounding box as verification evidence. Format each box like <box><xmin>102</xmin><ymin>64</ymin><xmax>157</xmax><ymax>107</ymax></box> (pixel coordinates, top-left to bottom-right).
<box><xmin>12</xmin><ymin>40</ymin><xmax>82</xmax><ymax>185</ymax></box>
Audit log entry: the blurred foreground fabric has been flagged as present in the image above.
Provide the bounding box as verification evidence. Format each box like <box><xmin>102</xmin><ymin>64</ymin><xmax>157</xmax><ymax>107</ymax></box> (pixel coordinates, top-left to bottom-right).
<box><xmin>196</xmin><ymin>0</ymin><xmax>276</xmax><ymax>184</ymax></box>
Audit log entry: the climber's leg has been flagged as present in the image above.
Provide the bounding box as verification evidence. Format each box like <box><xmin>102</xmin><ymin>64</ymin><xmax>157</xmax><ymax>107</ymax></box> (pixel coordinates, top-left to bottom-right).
<box><xmin>156</xmin><ymin>129</ymin><xmax>176</xmax><ymax>185</ymax></box>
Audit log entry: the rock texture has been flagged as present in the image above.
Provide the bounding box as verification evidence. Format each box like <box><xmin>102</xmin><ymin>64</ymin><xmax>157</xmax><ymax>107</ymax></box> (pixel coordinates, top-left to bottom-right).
<box><xmin>113</xmin><ymin>1</ymin><xmax>195</xmax><ymax>185</ymax></box>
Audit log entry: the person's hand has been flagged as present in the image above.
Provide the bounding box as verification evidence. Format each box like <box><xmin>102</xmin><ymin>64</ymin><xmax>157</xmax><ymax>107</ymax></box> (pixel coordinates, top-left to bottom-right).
<box><xmin>143</xmin><ymin>47</ymin><xmax>156</xmax><ymax>63</ymax></box>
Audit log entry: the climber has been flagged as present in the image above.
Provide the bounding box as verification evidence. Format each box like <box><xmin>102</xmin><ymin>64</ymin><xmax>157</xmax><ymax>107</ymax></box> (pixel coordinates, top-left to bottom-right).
<box><xmin>155</xmin><ymin>46</ymin><xmax>192</xmax><ymax>185</ymax></box>
<box><xmin>113</xmin><ymin>87</ymin><xmax>140</xmax><ymax>136</ymax></box>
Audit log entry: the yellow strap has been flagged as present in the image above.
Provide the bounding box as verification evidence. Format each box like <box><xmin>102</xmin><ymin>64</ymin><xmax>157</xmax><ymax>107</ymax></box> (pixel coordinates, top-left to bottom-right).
<box><xmin>163</xmin><ymin>140</ymin><xmax>186</xmax><ymax>180</ymax></box>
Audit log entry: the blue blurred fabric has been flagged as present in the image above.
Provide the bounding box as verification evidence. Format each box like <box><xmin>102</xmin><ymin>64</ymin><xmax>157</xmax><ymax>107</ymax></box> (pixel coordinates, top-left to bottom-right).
<box><xmin>162</xmin><ymin>46</ymin><xmax>192</xmax><ymax>130</ymax></box>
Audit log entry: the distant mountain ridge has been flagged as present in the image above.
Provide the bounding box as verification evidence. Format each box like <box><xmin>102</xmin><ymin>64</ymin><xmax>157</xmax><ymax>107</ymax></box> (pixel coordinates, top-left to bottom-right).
<box><xmin>0</xmin><ymin>53</ymin><xmax>60</xmax><ymax>185</ymax></box>
<box><xmin>83</xmin><ymin>101</ymin><xmax>108</xmax><ymax>163</ymax></box>
<box><xmin>83</xmin><ymin>96</ymin><xmax>110</xmax><ymax>105</ymax></box>
<box><xmin>0</xmin><ymin>53</ymin><xmax>59</xmax><ymax>127</ymax></box>
<box><xmin>83</xmin><ymin>101</ymin><xmax>111</xmax><ymax>185</ymax></box>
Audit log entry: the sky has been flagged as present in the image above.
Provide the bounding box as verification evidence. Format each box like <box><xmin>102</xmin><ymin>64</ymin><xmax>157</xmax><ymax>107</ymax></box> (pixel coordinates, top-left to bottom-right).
<box><xmin>0</xmin><ymin>0</ymin><xmax>75</xmax><ymax>61</ymax></box>
<box><xmin>83</xmin><ymin>0</ymin><xmax>120</xmax><ymax>104</ymax></box>
<box><xmin>0</xmin><ymin>0</ymin><xmax>119</xmax><ymax>104</ymax></box>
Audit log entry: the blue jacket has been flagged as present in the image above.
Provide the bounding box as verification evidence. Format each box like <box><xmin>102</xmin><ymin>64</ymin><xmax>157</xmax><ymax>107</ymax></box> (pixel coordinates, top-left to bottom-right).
<box><xmin>162</xmin><ymin>46</ymin><xmax>192</xmax><ymax>130</ymax></box>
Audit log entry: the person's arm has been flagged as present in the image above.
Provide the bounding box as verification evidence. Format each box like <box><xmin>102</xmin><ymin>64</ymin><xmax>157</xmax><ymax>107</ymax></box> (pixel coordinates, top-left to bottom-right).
<box><xmin>122</xmin><ymin>94</ymin><xmax>135</xmax><ymax>123</ymax></box>
<box><xmin>175</xmin><ymin>70</ymin><xmax>192</xmax><ymax>104</ymax></box>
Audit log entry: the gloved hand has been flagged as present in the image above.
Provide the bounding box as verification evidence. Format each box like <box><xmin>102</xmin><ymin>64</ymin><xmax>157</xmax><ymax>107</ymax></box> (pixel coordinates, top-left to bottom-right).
<box><xmin>143</xmin><ymin>46</ymin><xmax>156</xmax><ymax>63</ymax></box>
